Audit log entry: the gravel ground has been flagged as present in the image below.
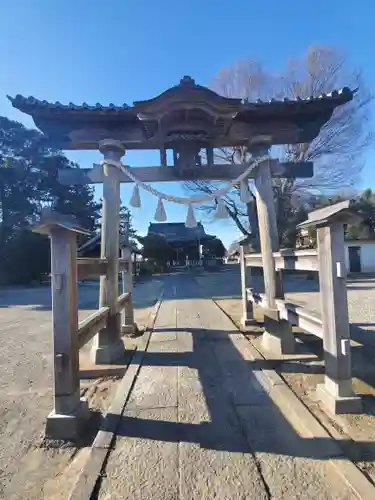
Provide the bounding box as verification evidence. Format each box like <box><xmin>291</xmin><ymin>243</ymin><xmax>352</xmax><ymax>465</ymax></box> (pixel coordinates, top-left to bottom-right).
<box><xmin>0</xmin><ymin>278</ymin><xmax>163</xmax><ymax>499</ymax></box>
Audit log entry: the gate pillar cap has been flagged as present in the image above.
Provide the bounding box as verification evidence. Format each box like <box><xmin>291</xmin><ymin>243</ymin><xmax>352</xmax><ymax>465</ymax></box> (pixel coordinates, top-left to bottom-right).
<box><xmin>30</xmin><ymin>207</ymin><xmax>91</xmax><ymax>236</ymax></box>
<box><xmin>297</xmin><ymin>200</ymin><xmax>362</xmax><ymax>230</ymax></box>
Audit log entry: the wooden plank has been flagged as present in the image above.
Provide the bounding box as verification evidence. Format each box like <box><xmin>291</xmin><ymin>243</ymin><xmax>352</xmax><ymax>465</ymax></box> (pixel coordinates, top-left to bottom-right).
<box><xmin>275</xmin><ymin>299</ymin><xmax>323</xmax><ymax>339</ymax></box>
<box><xmin>275</xmin><ymin>251</ymin><xmax>319</xmax><ymax>272</ymax></box>
<box><xmin>77</xmin><ymin>257</ymin><xmax>129</xmax><ymax>279</ymax></box>
<box><xmin>77</xmin><ymin>258</ymin><xmax>108</xmax><ymax>280</ymax></box>
<box><xmin>245</xmin><ymin>249</ymin><xmax>319</xmax><ymax>272</ymax></box>
<box><xmin>246</xmin><ymin>288</ymin><xmax>323</xmax><ymax>339</ymax></box>
<box><xmin>77</xmin><ymin>307</ymin><xmax>110</xmax><ymax>349</ymax></box>
<box><xmin>116</xmin><ymin>291</ymin><xmax>130</xmax><ymax>312</ymax></box>
<box><xmin>58</xmin><ymin>161</ymin><xmax>313</xmax><ymax>185</ymax></box>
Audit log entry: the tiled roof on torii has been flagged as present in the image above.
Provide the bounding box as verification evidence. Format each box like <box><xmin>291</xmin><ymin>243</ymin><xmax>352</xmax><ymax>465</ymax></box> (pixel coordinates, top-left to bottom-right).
<box><xmin>7</xmin><ymin>79</ymin><xmax>354</xmax><ymax>117</ymax></box>
<box><xmin>6</xmin><ymin>76</ymin><xmax>356</xmax><ymax>150</ymax></box>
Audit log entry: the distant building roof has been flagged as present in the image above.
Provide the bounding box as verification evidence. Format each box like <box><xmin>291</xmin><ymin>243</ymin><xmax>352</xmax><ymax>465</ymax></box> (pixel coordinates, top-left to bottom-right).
<box><xmin>78</xmin><ymin>232</ymin><xmax>139</xmax><ymax>256</ymax></box>
<box><xmin>147</xmin><ymin>222</ymin><xmax>215</xmax><ymax>244</ymax></box>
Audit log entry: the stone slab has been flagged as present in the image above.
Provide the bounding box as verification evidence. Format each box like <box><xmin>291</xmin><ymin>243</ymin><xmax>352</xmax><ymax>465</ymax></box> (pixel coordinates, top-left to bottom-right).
<box><xmin>98</xmin><ymin>407</ymin><xmax>180</xmax><ymax>500</ymax></box>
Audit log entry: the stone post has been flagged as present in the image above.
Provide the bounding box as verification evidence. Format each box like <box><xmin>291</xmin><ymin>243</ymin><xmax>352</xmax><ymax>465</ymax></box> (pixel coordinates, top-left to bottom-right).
<box><xmin>121</xmin><ymin>245</ymin><xmax>136</xmax><ymax>334</ymax></box>
<box><xmin>317</xmin><ymin>222</ymin><xmax>362</xmax><ymax>414</ymax></box>
<box><xmin>91</xmin><ymin>139</ymin><xmax>125</xmax><ymax>364</ymax></box>
<box><xmin>240</xmin><ymin>243</ymin><xmax>254</xmax><ymax>327</ymax></box>
<box><xmin>253</xmin><ymin>147</ymin><xmax>295</xmax><ymax>354</ymax></box>
<box><xmin>298</xmin><ymin>201</ymin><xmax>362</xmax><ymax>414</ymax></box>
<box><xmin>32</xmin><ymin>210</ymin><xmax>90</xmax><ymax>440</ymax></box>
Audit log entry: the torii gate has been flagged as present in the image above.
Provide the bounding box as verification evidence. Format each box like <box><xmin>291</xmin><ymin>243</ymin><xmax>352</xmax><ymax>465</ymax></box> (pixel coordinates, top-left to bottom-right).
<box><xmin>8</xmin><ymin>77</ymin><xmax>354</xmax><ymax>439</ymax></box>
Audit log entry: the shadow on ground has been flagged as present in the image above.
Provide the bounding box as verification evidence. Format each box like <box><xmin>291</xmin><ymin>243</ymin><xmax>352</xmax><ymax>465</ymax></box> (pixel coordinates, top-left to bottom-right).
<box><xmin>99</xmin><ymin>275</ymin><xmax>375</xmax><ymax>471</ymax></box>
<box><xmin>105</xmin><ymin>323</ymin><xmax>375</xmax><ymax>463</ymax></box>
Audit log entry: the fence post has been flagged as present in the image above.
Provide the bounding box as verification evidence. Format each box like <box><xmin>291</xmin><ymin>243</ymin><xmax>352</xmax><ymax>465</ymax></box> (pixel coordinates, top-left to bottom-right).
<box><xmin>121</xmin><ymin>245</ymin><xmax>136</xmax><ymax>334</ymax></box>
<box><xmin>298</xmin><ymin>201</ymin><xmax>362</xmax><ymax>414</ymax></box>
<box><xmin>240</xmin><ymin>244</ymin><xmax>254</xmax><ymax>326</ymax></box>
<box><xmin>31</xmin><ymin>209</ymin><xmax>91</xmax><ymax>440</ymax></box>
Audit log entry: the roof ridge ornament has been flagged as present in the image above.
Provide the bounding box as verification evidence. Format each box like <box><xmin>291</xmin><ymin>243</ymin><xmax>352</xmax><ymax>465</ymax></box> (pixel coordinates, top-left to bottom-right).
<box><xmin>179</xmin><ymin>75</ymin><xmax>196</xmax><ymax>86</ymax></box>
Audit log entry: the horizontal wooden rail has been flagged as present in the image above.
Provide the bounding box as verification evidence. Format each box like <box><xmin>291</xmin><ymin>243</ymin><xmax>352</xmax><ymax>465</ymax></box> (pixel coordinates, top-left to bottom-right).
<box><xmin>77</xmin><ymin>257</ymin><xmax>130</xmax><ymax>280</ymax></box>
<box><xmin>78</xmin><ymin>306</ymin><xmax>110</xmax><ymax>349</ymax></box>
<box><xmin>116</xmin><ymin>291</ymin><xmax>130</xmax><ymax>312</ymax></box>
<box><xmin>275</xmin><ymin>299</ymin><xmax>323</xmax><ymax>339</ymax></box>
<box><xmin>245</xmin><ymin>249</ymin><xmax>319</xmax><ymax>272</ymax></box>
<box><xmin>246</xmin><ymin>288</ymin><xmax>323</xmax><ymax>339</ymax></box>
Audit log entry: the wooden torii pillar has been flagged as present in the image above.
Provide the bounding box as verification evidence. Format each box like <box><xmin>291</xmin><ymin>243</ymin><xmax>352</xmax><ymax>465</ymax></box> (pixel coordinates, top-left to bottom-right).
<box><xmin>91</xmin><ymin>139</ymin><xmax>126</xmax><ymax>364</ymax></box>
<box><xmin>251</xmin><ymin>145</ymin><xmax>295</xmax><ymax>354</ymax></box>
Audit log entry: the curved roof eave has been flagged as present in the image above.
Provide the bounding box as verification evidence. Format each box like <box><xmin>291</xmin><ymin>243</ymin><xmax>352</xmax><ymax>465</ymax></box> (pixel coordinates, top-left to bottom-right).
<box><xmin>7</xmin><ymin>86</ymin><xmax>355</xmax><ymax>122</ymax></box>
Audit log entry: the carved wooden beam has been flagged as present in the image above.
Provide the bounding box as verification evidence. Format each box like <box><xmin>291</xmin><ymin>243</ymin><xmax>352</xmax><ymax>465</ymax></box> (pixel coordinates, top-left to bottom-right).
<box><xmin>58</xmin><ymin>161</ymin><xmax>313</xmax><ymax>185</ymax></box>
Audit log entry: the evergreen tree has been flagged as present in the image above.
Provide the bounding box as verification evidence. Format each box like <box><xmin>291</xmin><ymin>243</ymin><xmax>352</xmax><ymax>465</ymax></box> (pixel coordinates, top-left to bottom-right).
<box><xmin>0</xmin><ymin>116</ymin><xmax>100</xmax><ymax>284</ymax></box>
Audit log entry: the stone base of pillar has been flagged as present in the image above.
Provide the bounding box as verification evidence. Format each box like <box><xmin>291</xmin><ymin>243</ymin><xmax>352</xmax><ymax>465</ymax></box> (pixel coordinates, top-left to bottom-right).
<box><xmin>90</xmin><ymin>339</ymin><xmax>125</xmax><ymax>365</ymax></box>
<box><xmin>262</xmin><ymin>315</ymin><xmax>295</xmax><ymax>355</ymax></box>
<box><xmin>45</xmin><ymin>398</ymin><xmax>89</xmax><ymax>441</ymax></box>
<box><xmin>241</xmin><ymin>316</ymin><xmax>257</xmax><ymax>328</ymax></box>
<box><xmin>121</xmin><ymin>323</ymin><xmax>137</xmax><ymax>335</ymax></box>
<box><xmin>316</xmin><ymin>383</ymin><xmax>362</xmax><ymax>415</ymax></box>
<box><xmin>253</xmin><ymin>306</ymin><xmax>264</xmax><ymax>323</ymax></box>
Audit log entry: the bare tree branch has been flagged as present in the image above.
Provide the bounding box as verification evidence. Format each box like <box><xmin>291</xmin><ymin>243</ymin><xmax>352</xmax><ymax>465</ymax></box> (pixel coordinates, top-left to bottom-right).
<box><xmin>184</xmin><ymin>45</ymin><xmax>373</xmax><ymax>246</ymax></box>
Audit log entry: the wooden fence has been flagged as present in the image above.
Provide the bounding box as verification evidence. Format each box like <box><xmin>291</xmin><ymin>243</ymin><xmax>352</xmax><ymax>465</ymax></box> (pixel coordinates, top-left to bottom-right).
<box><xmin>240</xmin><ymin>201</ymin><xmax>363</xmax><ymax>415</ymax></box>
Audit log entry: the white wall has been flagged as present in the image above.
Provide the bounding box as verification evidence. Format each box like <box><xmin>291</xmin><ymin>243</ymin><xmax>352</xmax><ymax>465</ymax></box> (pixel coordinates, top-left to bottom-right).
<box><xmin>345</xmin><ymin>242</ymin><xmax>375</xmax><ymax>273</ymax></box>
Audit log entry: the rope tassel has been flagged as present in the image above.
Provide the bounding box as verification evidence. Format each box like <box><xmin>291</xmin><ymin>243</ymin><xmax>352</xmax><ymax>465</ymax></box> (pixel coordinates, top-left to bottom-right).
<box><xmin>214</xmin><ymin>198</ymin><xmax>229</xmax><ymax>219</ymax></box>
<box><xmin>130</xmin><ymin>183</ymin><xmax>141</xmax><ymax>208</ymax></box>
<box><xmin>185</xmin><ymin>204</ymin><xmax>197</xmax><ymax>228</ymax></box>
<box><xmin>239</xmin><ymin>180</ymin><xmax>252</xmax><ymax>204</ymax></box>
<box><xmin>154</xmin><ymin>197</ymin><xmax>167</xmax><ymax>222</ymax></box>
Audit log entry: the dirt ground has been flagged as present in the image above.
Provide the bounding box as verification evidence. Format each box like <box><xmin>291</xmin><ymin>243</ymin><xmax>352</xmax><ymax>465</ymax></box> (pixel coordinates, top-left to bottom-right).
<box><xmin>0</xmin><ymin>278</ymin><xmax>163</xmax><ymax>500</ymax></box>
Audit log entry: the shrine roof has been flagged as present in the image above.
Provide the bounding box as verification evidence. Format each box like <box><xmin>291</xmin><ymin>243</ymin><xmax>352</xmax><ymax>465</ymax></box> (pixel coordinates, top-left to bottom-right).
<box><xmin>7</xmin><ymin>86</ymin><xmax>354</xmax><ymax>118</ymax></box>
<box><xmin>238</xmin><ymin>87</ymin><xmax>355</xmax><ymax>116</ymax></box>
<box><xmin>147</xmin><ymin>222</ymin><xmax>215</xmax><ymax>244</ymax></box>
<box><xmin>78</xmin><ymin>232</ymin><xmax>139</xmax><ymax>255</ymax></box>
<box><xmin>7</xmin><ymin>94</ymin><xmax>135</xmax><ymax>117</ymax></box>
<box><xmin>6</xmin><ymin>77</ymin><xmax>356</xmax><ymax>150</ymax></box>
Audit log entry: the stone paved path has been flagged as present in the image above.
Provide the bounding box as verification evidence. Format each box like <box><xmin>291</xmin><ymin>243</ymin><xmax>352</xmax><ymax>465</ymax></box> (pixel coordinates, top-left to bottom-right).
<box><xmin>97</xmin><ymin>275</ymin><xmax>355</xmax><ymax>500</ymax></box>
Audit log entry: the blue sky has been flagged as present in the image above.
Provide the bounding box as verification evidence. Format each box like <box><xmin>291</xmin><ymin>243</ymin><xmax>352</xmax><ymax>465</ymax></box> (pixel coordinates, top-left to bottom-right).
<box><xmin>1</xmin><ymin>1</ymin><xmax>375</xmax><ymax>246</ymax></box>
